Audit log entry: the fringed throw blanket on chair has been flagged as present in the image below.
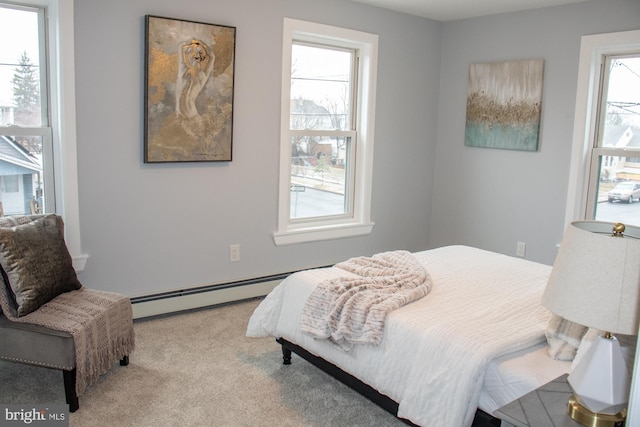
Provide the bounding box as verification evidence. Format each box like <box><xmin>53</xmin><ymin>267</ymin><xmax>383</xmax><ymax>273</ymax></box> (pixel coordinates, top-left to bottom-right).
<box><xmin>1</xmin><ymin>288</ymin><xmax>135</xmax><ymax>396</ymax></box>
<box><xmin>300</xmin><ymin>250</ymin><xmax>432</xmax><ymax>350</ymax></box>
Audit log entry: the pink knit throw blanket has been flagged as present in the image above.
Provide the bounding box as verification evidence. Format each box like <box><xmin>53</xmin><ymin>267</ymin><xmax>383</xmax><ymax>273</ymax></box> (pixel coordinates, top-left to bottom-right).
<box><xmin>0</xmin><ymin>286</ymin><xmax>135</xmax><ymax>397</ymax></box>
<box><xmin>300</xmin><ymin>250</ymin><xmax>431</xmax><ymax>350</ymax></box>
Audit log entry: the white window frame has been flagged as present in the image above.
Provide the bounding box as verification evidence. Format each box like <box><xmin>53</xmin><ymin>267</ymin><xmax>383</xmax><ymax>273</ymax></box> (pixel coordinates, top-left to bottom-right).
<box><xmin>0</xmin><ymin>0</ymin><xmax>84</xmax><ymax>269</ymax></box>
<box><xmin>273</xmin><ymin>18</ymin><xmax>378</xmax><ymax>246</ymax></box>
<box><xmin>564</xmin><ymin>29</ymin><xmax>640</xmax><ymax>227</ymax></box>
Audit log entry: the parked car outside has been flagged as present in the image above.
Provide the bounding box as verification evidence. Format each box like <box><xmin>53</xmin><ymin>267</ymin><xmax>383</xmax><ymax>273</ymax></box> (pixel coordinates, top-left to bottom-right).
<box><xmin>607</xmin><ymin>181</ymin><xmax>640</xmax><ymax>203</ymax></box>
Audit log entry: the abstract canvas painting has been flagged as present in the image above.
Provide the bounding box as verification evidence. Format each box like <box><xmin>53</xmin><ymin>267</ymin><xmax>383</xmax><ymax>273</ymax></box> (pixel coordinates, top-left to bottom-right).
<box><xmin>465</xmin><ymin>59</ymin><xmax>544</xmax><ymax>151</ymax></box>
<box><xmin>144</xmin><ymin>15</ymin><xmax>236</xmax><ymax>162</ymax></box>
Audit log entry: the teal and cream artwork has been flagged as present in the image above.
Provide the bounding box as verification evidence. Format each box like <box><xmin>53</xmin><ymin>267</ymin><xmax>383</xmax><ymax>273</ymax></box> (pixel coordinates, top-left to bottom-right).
<box><xmin>465</xmin><ymin>59</ymin><xmax>544</xmax><ymax>151</ymax></box>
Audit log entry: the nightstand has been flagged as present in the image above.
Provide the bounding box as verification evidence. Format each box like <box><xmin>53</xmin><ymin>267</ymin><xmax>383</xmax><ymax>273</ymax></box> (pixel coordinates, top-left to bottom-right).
<box><xmin>494</xmin><ymin>374</ymin><xmax>585</xmax><ymax>427</ymax></box>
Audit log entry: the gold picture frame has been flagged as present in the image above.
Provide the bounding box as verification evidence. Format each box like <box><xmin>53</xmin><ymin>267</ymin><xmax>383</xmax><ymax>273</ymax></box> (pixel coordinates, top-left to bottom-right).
<box><xmin>144</xmin><ymin>15</ymin><xmax>236</xmax><ymax>162</ymax></box>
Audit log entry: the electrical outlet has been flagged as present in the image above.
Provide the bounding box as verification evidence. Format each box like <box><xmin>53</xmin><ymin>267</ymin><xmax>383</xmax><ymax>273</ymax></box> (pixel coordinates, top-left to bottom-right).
<box><xmin>516</xmin><ymin>241</ymin><xmax>526</xmax><ymax>258</ymax></box>
<box><xmin>229</xmin><ymin>244</ymin><xmax>240</xmax><ymax>262</ymax></box>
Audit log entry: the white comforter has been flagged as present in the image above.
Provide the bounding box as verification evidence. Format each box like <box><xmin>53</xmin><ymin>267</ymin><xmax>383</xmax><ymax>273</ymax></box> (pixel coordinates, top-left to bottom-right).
<box><xmin>246</xmin><ymin>245</ymin><xmax>552</xmax><ymax>427</ymax></box>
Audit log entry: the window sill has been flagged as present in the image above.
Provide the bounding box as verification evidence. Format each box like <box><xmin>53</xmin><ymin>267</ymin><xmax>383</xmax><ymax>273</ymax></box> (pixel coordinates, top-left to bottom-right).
<box><xmin>273</xmin><ymin>221</ymin><xmax>375</xmax><ymax>246</ymax></box>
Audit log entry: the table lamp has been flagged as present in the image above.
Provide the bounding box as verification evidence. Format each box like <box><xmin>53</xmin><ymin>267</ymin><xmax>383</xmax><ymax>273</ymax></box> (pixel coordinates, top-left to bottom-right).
<box><xmin>542</xmin><ymin>221</ymin><xmax>640</xmax><ymax>427</ymax></box>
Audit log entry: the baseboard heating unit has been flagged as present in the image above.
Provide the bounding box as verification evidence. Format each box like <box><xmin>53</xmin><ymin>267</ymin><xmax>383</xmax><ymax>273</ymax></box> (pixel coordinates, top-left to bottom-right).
<box><xmin>130</xmin><ymin>272</ymin><xmax>293</xmax><ymax>319</ymax></box>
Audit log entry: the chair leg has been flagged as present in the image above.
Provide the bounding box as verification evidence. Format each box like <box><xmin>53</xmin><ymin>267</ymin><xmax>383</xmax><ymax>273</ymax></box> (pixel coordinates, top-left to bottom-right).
<box><xmin>62</xmin><ymin>369</ymin><xmax>79</xmax><ymax>412</ymax></box>
<box><xmin>61</xmin><ymin>357</ymin><xmax>126</xmax><ymax>412</ymax></box>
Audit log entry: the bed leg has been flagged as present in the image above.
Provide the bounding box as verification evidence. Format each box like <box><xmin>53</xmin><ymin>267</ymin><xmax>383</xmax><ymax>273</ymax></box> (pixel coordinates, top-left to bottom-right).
<box><xmin>282</xmin><ymin>346</ymin><xmax>292</xmax><ymax>365</ymax></box>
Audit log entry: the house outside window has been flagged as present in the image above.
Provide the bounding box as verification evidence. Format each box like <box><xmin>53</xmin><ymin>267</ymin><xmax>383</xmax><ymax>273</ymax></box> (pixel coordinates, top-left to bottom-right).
<box><xmin>274</xmin><ymin>18</ymin><xmax>378</xmax><ymax>246</ymax></box>
<box><xmin>565</xmin><ymin>30</ymin><xmax>640</xmax><ymax>230</ymax></box>
<box><xmin>0</xmin><ymin>0</ymin><xmax>85</xmax><ymax>269</ymax></box>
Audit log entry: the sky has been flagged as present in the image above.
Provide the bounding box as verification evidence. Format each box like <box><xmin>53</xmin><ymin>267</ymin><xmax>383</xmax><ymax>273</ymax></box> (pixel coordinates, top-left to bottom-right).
<box><xmin>608</xmin><ymin>57</ymin><xmax>640</xmax><ymax>126</ymax></box>
<box><xmin>290</xmin><ymin>43</ymin><xmax>351</xmax><ymax>108</ymax></box>
<box><xmin>0</xmin><ymin>6</ymin><xmax>39</xmax><ymax>106</ymax></box>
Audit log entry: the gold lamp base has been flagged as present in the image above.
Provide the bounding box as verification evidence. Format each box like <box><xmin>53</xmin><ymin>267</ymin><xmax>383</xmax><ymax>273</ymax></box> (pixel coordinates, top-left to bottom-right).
<box><xmin>567</xmin><ymin>395</ymin><xmax>626</xmax><ymax>427</ymax></box>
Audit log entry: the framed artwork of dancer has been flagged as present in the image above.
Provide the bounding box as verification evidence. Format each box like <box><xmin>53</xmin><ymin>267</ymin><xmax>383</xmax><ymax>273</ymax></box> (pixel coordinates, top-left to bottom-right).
<box><xmin>144</xmin><ymin>15</ymin><xmax>236</xmax><ymax>162</ymax></box>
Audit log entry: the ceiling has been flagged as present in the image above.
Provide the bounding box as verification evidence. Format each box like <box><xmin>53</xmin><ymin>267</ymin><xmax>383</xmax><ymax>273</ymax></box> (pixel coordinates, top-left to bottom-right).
<box><xmin>351</xmin><ymin>0</ymin><xmax>592</xmax><ymax>21</ymax></box>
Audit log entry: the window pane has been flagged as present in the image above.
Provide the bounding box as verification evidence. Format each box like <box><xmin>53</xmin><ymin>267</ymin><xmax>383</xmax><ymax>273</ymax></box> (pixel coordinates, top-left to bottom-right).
<box><xmin>599</xmin><ymin>56</ymin><xmax>640</xmax><ymax>138</ymax></box>
<box><xmin>588</xmin><ymin>55</ymin><xmax>640</xmax><ymax>227</ymax></box>
<box><xmin>0</xmin><ymin>134</ymin><xmax>44</xmax><ymax>215</ymax></box>
<box><xmin>290</xmin><ymin>44</ymin><xmax>352</xmax><ymax>131</ymax></box>
<box><xmin>290</xmin><ymin>135</ymin><xmax>349</xmax><ymax>219</ymax></box>
<box><xmin>593</xmin><ymin>155</ymin><xmax>640</xmax><ymax>228</ymax></box>
<box><xmin>0</xmin><ymin>5</ymin><xmax>43</xmax><ymax>126</ymax></box>
<box><xmin>0</xmin><ymin>4</ymin><xmax>49</xmax><ymax>218</ymax></box>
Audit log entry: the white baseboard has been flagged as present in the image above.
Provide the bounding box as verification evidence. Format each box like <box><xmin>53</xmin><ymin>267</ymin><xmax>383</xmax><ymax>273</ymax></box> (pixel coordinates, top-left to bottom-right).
<box><xmin>131</xmin><ymin>278</ymin><xmax>281</xmax><ymax>319</ymax></box>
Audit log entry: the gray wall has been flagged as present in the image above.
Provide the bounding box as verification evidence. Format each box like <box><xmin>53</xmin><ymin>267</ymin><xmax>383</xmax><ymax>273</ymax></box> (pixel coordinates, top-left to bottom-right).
<box><xmin>430</xmin><ymin>0</ymin><xmax>640</xmax><ymax>265</ymax></box>
<box><xmin>73</xmin><ymin>0</ymin><xmax>441</xmax><ymax>296</ymax></box>
<box><xmin>73</xmin><ymin>0</ymin><xmax>640</xmax><ymax>297</ymax></box>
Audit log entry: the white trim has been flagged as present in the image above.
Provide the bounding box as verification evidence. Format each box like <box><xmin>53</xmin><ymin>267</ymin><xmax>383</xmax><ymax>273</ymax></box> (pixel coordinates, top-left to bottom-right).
<box><xmin>53</xmin><ymin>0</ymin><xmax>85</xmax><ymax>270</ymax></box>
<box><xmin>40</xmin><ymin>0</ymin><xmax>85</xmax><ymax>270</ymax></box>
<box><xmin>564</xmin><ymin>29</ymin><xmax>640</xmax><ymax>227</ymax></box>
<box><xmin>273</xmin><ymin>221</ymin><xmax>375</xmax><ymax>246</ymax></box>
<box><xmin>274</xmin><ymin>18</ymin><xmax>378</xmax><ymax>246</ymax></box>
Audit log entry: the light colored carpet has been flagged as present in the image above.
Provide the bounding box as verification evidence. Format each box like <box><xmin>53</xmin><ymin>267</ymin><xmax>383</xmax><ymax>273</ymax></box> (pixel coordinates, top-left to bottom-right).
<box><xmin>0</xmin><ymin>298</ymin><xmax>406</xmax><ymax>427</ymax></box>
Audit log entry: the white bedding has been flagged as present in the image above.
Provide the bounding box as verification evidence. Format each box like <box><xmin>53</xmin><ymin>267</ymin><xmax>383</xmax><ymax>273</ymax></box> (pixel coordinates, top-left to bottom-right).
<box><xmin>479</xmin><ymin>344</ymin><xmax>571</xmax><ymax>414</ymax></box>
<box><xmin>246</xmin><ymin>245</ymin><xmax>557</xmax><ymax>427</ymax></box>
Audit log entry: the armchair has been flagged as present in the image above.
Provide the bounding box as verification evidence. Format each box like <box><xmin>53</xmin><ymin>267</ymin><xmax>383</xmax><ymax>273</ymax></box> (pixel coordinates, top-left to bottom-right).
<box><xmin>0</xmin><ymin>214</ymin><xmax>134</xmax><ymax>412</ymax></box>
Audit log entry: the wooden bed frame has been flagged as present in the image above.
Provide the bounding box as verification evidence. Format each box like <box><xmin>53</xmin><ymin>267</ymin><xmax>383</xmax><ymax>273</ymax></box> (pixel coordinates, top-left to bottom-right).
<box><xmin>276</xmin><ymin>337</ymin><xmax>501</xmax><ymax>427</ymax></box>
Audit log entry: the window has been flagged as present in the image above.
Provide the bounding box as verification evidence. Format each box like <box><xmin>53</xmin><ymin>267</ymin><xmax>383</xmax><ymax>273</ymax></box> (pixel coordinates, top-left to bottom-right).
<box><xmin>565</xmin><ymin>30</ymin><xmax>640</xmax><ymax>230</ymax></box>
<box><xmin>586</xmin><ymin>55</ymin><xmax>640</xmax><ymax>226</ymax></box>
<box><xmin>274</xmin><ymin>18</ymin><xmax>378</xmax><ymax>245</ymax></box>
<box><xmin>0</xmin><ymin>0</ymin><xmax>84</xmax><ymax>269</ymax></box>
<box><xmin>0</xmin><ymin>4</ymin><xmax>50</xmax><ymax>216</ymax></box>
<box><xmin>3</xmin><ymin>175</ymin><xmax>19</xmax><ymax>193</ymax></box>
<box><xmin>289</xmin><ymin>44</ymin><xmax>354</xmax><ymax>220</ymax></box>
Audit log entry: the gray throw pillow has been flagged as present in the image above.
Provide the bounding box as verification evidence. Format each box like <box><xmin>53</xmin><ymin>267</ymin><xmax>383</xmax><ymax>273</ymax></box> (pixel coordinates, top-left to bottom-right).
<box><xmin>0</xmin><ymin>214</ymin><xmax>82</xmax><ymax>316</ymax></box>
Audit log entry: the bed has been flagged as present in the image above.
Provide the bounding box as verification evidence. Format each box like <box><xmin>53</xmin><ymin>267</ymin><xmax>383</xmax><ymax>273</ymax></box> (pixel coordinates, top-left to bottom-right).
<box><xmin>246</xmin><ymin>245</ymin><xmax>572</xmax><ymax>427</ymax></box>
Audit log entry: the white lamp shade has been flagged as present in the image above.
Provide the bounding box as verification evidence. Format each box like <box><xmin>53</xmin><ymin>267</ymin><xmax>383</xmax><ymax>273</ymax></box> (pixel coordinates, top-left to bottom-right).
<box><xmin>542</xmin><ymin>221</ymin><xmax>640</xmax><ymax>335</ymax></box>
